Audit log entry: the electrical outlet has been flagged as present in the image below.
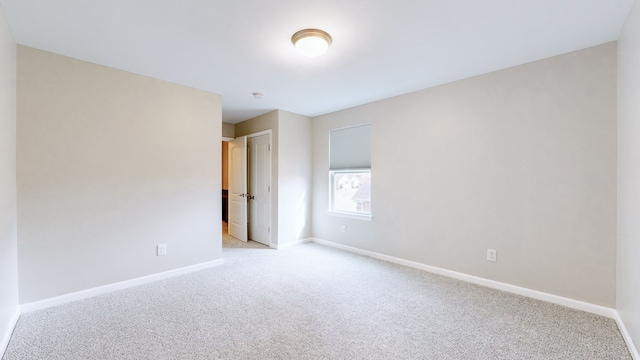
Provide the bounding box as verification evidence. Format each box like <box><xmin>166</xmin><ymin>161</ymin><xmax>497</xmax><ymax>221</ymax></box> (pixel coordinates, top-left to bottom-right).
<box><xmin>157</xmin><ymin>244</ymin><xmax>167</xmax><ymax>256</ymax></box>
<box><xmin>341</xmin><ymin>225</ymin><xmax>347</xmax><ymax>233</ymax></box>
<box><xmin>486</xmin><ymin>249</ymin><xmax>497</xmax><ymax>262</ymax></box>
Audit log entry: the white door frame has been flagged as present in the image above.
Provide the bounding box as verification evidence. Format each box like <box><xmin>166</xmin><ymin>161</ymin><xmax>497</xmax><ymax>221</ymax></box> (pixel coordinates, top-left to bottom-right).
<box><xmin>246</xmin><ymin>130</ymin><xmax>272</xmax><ymax>247</ymax></box>
<box><xmin>227</xmin><ymin>130</ymin><xmax>273</xmax><ymax>247</ymax></box>
<box><xmin>247</xmin><ymin>132</ymin><xmax>272</xmax><ymax>246</ymax></box>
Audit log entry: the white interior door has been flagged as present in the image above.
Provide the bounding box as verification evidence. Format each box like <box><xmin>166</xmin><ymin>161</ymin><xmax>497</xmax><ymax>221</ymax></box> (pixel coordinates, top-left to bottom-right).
<box><xmin>228</xmin><ymin>136</ymin><xmax>247</xmax><ymax>242</ymax></box>
<box><xmin>248</xmin><ymin>134</ymin><xmax>271</xmax><ymax>246</ymax></box>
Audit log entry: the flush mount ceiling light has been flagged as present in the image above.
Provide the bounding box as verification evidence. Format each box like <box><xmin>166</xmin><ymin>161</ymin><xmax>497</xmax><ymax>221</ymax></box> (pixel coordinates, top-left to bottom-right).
<box><xmin>291</xmin><ymin>28</ymin><xmax>332</xmax><ymax>58</ymax></box>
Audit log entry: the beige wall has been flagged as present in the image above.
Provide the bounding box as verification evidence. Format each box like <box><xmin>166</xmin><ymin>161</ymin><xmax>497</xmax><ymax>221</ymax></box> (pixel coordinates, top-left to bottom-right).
<box><xmin>618</xmin><ymin>0</ymin><xmax>640</xmax><ymax>353</ymax></box>
<box><xmin>235</xmin><ymin>111</ymin><xmax>279</xmax><ymax>245</ymax></box>
<box><xmin>277</xmin><ymin>110</ymin><xmax>312</xmax><ymax>245</ymax></box>
<box><xmin>17</xmin><ymin>47</ymin><xmax>222</xmax><ymax>303</ymax></box>
<box><xmin>312</xmin><ymin>43</ymin><xmax>617</xmax><ymax>307</ymax></box>
<box><xmin>222</xmin><ymin>122</ymin><xmax>235</xmax><ymax>138</ymax></box>
<box><xmin>0</xmin><ymin>6</ymin><xmax>18</xmax><ymax>353</ymax></box>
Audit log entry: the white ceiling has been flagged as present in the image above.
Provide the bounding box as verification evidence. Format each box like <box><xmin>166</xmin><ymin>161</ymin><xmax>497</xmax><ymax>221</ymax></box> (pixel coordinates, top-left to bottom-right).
<box><xmin>0</xmin><ymin>0</ymin><xmax>634</xmax><ymax>123</ymax></box>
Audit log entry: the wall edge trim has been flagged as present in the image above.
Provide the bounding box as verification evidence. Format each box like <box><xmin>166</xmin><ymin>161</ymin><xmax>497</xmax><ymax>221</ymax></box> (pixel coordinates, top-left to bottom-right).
<box><xmin>614</xmin><ymin>311</ymin><xmax>640</xmax><ymax>359</ymax></box>
<box><xmin>0</xmin><ymin>306</ymin><xmax>20</xmax><ymax>358</ymax></box>
<box><xmin>309</xmin><ymin>238</ymin><xmax>616</xmax><ymax>318</ymax></box>
<box><xmin>20</xmin><ymin>259</ymin><xmax>225</xmax><ymax>313</ymax></box>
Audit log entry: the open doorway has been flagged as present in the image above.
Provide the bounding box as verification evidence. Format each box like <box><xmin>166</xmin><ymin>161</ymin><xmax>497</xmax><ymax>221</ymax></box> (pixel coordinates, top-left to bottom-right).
<box><xmin>221</xmin><ymin>131</ymin><xmax>272</xmax><ymax>249</ymax></box>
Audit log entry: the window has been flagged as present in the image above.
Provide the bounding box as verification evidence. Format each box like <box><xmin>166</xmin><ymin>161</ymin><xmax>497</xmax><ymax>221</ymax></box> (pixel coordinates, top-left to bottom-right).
<box><xmin>329</xmin><ymin>124</ymin><xmax>371</xmax><ymax>218</ymax></box>
<box><xmin>330</xmin><ymin>170</ymin><xmax>371</xmax><ymax>215</ymax></box>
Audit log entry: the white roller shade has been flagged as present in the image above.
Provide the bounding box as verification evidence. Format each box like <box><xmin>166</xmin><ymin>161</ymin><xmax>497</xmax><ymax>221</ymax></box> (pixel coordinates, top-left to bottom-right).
<box><xmin>329</xmin><ymin>124</ymin><xmax>371</xmax><ymax>170</ymax></box>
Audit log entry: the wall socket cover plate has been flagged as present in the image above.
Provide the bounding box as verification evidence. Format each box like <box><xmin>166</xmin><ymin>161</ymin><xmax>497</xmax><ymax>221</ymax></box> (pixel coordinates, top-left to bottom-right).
<box><xmin>486</xmin><ymin>249</ymin><xmax>497</xmax><ymax>262</ymax></box>
<box><xmin>157</xmin><ymin>244</ymin><xmax>167</xmax><ymax>256</ymax></box>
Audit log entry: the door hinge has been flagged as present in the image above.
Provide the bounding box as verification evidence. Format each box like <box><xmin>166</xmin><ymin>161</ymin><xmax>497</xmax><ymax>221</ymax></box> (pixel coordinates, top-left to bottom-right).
<box><xmin>268</xmin><ymin>186</ymin><xmax>270</xmax><ymax>192</ymax></box>
<box><xmin>268</xmin><ymin>144</ymin><xmax>271</xmax><ymax>151</ymax></box>
<box><xmin>268</xmin><ymin>227</ymin><xmax>271</xmax><ymax>233</ymax></box>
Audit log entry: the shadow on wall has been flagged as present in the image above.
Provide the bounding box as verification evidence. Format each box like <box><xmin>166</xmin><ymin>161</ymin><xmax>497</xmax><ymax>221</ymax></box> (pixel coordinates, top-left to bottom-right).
<box><xmin>296</xmin><ymin>191</ymin><xmax>307</xmax><ymax>242</ymax></box>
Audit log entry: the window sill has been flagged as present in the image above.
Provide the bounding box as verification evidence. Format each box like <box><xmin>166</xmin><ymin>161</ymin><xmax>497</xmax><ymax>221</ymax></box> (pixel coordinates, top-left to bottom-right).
<box><xmin>328</xmin><ymin>211</ymin><xmax>372</xmax><ymax>221</ymax></box>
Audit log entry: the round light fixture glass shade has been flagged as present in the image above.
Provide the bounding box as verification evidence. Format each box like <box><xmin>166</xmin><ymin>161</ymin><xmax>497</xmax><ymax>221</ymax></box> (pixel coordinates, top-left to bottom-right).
<box><xmin>291</xmin><ymin>29</ymin><xmax>332</xmax><ymax>57</ymax></box>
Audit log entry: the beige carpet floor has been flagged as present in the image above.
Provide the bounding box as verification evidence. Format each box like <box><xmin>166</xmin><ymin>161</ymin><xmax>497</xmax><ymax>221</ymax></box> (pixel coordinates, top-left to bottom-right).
<box><xmin>2</xmin><ymin>238</ymin><xmax>631</xmax><ymax>359</ymax></box>
<box><xmin>222</xmin><ymin>221</ymin><xmax>270</xmax><ymax>249</ymax></box>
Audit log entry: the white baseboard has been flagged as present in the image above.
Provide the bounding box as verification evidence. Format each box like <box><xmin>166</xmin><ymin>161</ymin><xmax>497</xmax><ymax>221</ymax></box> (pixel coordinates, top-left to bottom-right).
<box><xmin>309</xmin><ymin>238</ymin><xmax>616</xmax><ymax>318</ymax></box>
<box><xmin>1</xmin><ymin>306</ymin><xmax>20</xmax><ymax>358</ymax></box>
<box><xmin>20</xmin><ymin>259</ymin><xmax>225</xmax><ymax>313</ymax></box>
<box><xmin>614</xmin><ymin>311</ymin><xmax>640</xmax><ymax>360</ymax></box>
<box><xmin>276</xmin><ymin>238</ymin><xmax>312</xmax><ymax>250</ymax></box>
